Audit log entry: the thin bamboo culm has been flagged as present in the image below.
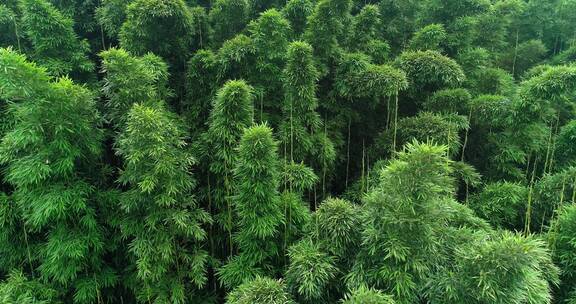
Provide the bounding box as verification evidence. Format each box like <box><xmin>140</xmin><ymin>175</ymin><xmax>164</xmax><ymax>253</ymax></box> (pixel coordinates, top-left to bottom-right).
<box><xmin>524</xmin><ymin>156</ymin><xmax>539</xmax><ymax>235</ymax></box>
<box><xmin>392</xmin><ymin>92</ymin><xmax>399</xmax><ymax>153</ymax></box>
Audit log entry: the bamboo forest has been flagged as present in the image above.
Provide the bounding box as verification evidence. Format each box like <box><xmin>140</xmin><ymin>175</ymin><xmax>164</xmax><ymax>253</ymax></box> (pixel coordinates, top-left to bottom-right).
<box><xmin>2</xmin><ymin>0</ymin><xmax>576</xmax><ymax>303</ymax></box>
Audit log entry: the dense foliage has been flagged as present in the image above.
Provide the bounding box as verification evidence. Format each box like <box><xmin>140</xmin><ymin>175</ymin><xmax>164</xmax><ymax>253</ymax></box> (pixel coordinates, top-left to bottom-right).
<box><xmin>1</xmin><ymin>0</ymin><xmax>576</xmax><ymax>303</ymax></box>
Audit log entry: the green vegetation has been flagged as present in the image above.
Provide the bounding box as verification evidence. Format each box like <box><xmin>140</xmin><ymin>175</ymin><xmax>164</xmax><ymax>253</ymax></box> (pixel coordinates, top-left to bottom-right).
<box><xmin>1</xmin><ymin>0</ymin><xmax>576</xmax><ymax>302</ymax></box>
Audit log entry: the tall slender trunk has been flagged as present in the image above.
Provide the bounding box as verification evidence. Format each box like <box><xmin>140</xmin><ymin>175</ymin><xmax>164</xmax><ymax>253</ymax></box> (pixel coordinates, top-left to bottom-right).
<box><xmin>100</xmin><ymin>24</ymin><xmax>106</xmax><ymax>50</ymax></box>
<box><xmin>197</xmin><ymin>14</ymin><xmax>203</xmax><ymax>48</ymax></box>
<box><xmin>511</xmin><ymin>28</ymin><xmax>519</xmax><ymax>77</ymax></box>
<box><xmin>14</xmin><ymin>19</ymin><xmax>22</xmax><ymax>52</ymax></box>
<box><xmin>525</xmin><ymin>153</ymin><xmax>532</xmax><ymax>181</ymax></box>
<box><xmin>207</xmin><ymin>174</ymin><xmax>214</xmax><ymax>258</ymax></box>
<box><xmin>386</xmin><ymin>96</ymin><xmax>391</xmax><ymax>130</ymax></box>
<box><xmin>543</xmin><ymin>120</ymin><xmax>554</xmax><ymax>175</ymax></box>
<box><xmin>572</xmin><ymin>176</ymin><xmax>576</xmax><ymax>204</ymax></box>
<box><xmin>461</xmin><ymin>108</ymin><xmax>472</xmax><ymax>161</ymax></box>
<box><xmin>322</xmin><ymin>113</ymin><xmax>328</xmax><ymax>198</ymax></box>
<box><xmin>548</xmin><ymin>178</ymin><xmax>567</xmax><ymax>253</ymax></box>
<box><xmin>260</xmin><ymin>96</ymin><xmax>263</xmax><ymax>122</ymax></box>
<box><xmin>446</xmin><ymin>115</ymin><xmax>451</xmax><ymax>156</ymax></box>
<box><xmin>345</xmin><ymin>117</ymin><xmax>351</xmax><ymax>187</ymax></box>
<box><xmin>361</xmin><ymin>139</ymin><xmax>365</xmax><ymax>194</ymax></box>
<box><xmin>290</xmin><ymin>97</ymin><xmax>294</xmax><ymax>163</ymax></box>
<box><xmin>524</xmin><ymin>156</ymin><xmax>539</xmax><ymax>235</ymax></box>
<box><xmin>22</xmin><ymin>223</ymin><xmax>34</xmax><ymax>278</ymax></box>
<box><xmin>224</xmin><ymin>169</ymin><xmax>233</xmax><ymax>257</ymax></box>
<box><xmin>547</xmin><ymin>113</ymin><xmax>561</xmax><ymax>173</ymax></box>
<box><xmin>392</xmin><ymin>92</ymin><xmax>399</xmax><ymax>153</ymax></box>
<box><xmin>366</xmin><ymin>150</ymin><xmax>370</xmax><ymax>193</ymax></box>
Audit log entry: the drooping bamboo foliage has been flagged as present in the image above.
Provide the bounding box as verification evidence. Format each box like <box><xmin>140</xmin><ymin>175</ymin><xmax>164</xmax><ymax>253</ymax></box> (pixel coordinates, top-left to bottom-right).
<box><xmin>116</xmin><ymin>101</ymin><xmax>211</xmax><ymax>303</ymax></box>
<box><xmin>285</xmin><ymin>239</ymin><xmax>337</xmax><ymax>302</ymax></box>
<box><xmin>549</xmin><ymin>204</ymin><xmax>576</xmax><ymax>303</ymax></box>
<box><xmin>1</xmin><ymin>0</ymin><xmax>576</xmax><ymax>302</ymax></box>
<box><xmin>209</xmin><ymin>0</ymin><xmax>250</xmax><ymax>47</ymax></box>
<box><xmin>280</xmin><ymin>41</ymin><xmax>334</xmax><ymax>172</ymax></box>
<box><xmin>0</xmin><ymin>49</ymin><xmax>111</xmax><ymax>302</ymax></box>
<box><xmin>100</xmin><ymin>48</ymin><xmax>170</xmax><ymax>127</ymax></box>
<box><xmin>218</xmin><ymin>124</ymin><xmax>284</xmax><ymax>288</ymax></box>
<box><xmin>427</xmin><ymin>231</ymin><xmax>558</xmax><ymax>304</ymax></box>
<box><xmin>226</xmin><ymin>276</ymin><xmax>296</xmax><ymax>304</ymax></box>
<box><xmin>119</xmin><ymin>0</ymin><xmax>195</xmax><ymax>70</ymax></box>
<box><xmin>342</xmin><ymin>286</ymin><xmax>396</xmax><ymax>304</ymax></box>
<box><xmin>19</xmin><ymin>0</ymin><xmax>94</xmax><ymax>79</ymax></box>
<box><xmin>347</xmin><ymin>142</ymin><xmax>454</xmax><ymax>302</ymax></box>
<box><xmin>203</xmin><ymin>80</ymin><xmax>254</xmax><ymax>259</ymax></box>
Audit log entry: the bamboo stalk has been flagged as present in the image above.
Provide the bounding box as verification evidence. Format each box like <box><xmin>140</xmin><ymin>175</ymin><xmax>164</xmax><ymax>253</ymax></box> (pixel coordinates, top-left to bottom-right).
<box><xmin>547</xmin><ymin>113</ymin><xmax>561</xmax><ymax>173</ymax></box>
<box><xmin>224</xmin><ymin>170</ymin><xmax>233</xmax><ymax>257</ymax></box>
<box><xmin>393</xmin><ymin>92</ymin><xmax>399</xmax><ymax>153</ymax></box>
<box><xmin>207</xmin><ymin>174</ymin><xmax>214</xmax><ymax>259</ymax></box>
<box><xmin>461</xmin><ymin>108</ymin><xmax>472</xmax><ymax>161</ymax></box>
<box><xmin>543</xmin><ymin>120</ymin><xmax>554</xmax><ymax>175</ymax></box>
<box><xmin>548</xmin><ymin>178</ymin><xmax>566</xmax><ymax>254</ymax></box>
<box><xmin>386</xmin><ymin>95</ymin><xmax>391</xmax><ymax>130</ymax></box>
<box><xmin>524</xmin><ymin>157</ymin><xmax>539</xmax><ymax>235</ymax></box>
<box><xmin>361</xmin><ymin>139</ymin><xmax>365</xmax><ymax>194</ymax></box>
<box><xmin>290</xmin><ymin>96</ymin><xmax>294</xmax><ymax>163</ymax></box>
<box><xmin>14</xmin><ymin>19</ymin><xmax>22</xmax><ymax>52</ymax></box>
<box><xmin>511</xmin><ymin>28</ymin><xmax>519</xmax><ymax>77</ymax></box>
<box><xmin>323</xmin><ymin>113</ymin><xmax>328</xmax><ymax>199</ymax></box>
<box><xmin>100</xmin><ymin>24</ymin><xmax>106</xmax><ymax>51</ymax></box>
<box><xmin>366</xmin><ymin>150</ymin><xmax>370</xmax><ymax>193</ymax></box>
<box><xmin>22</xmin><ymin>223</ymin><xmax>34</xmax><ymax>278</ymax></box>
<box><xmin>525</xmin><ymin>153</ymin><xmax>531</xmax><ymax>181</ymax></box>
<box><xmin>345</xmin><ymin>117</ymin><xmax>351</xmax><ymax>187</ymax></box>
<box><xmin>572</xmin><ymin>176</ymin><xmax>576</xmax><ymax>203</ymax></box>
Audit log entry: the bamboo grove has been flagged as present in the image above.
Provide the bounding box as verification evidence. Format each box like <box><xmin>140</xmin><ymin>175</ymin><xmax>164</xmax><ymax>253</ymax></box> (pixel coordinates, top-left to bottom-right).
<box><xmin>1</xmin><ymin>0</ymin><xmax>576</xmax><ymax>303</ymax></box>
